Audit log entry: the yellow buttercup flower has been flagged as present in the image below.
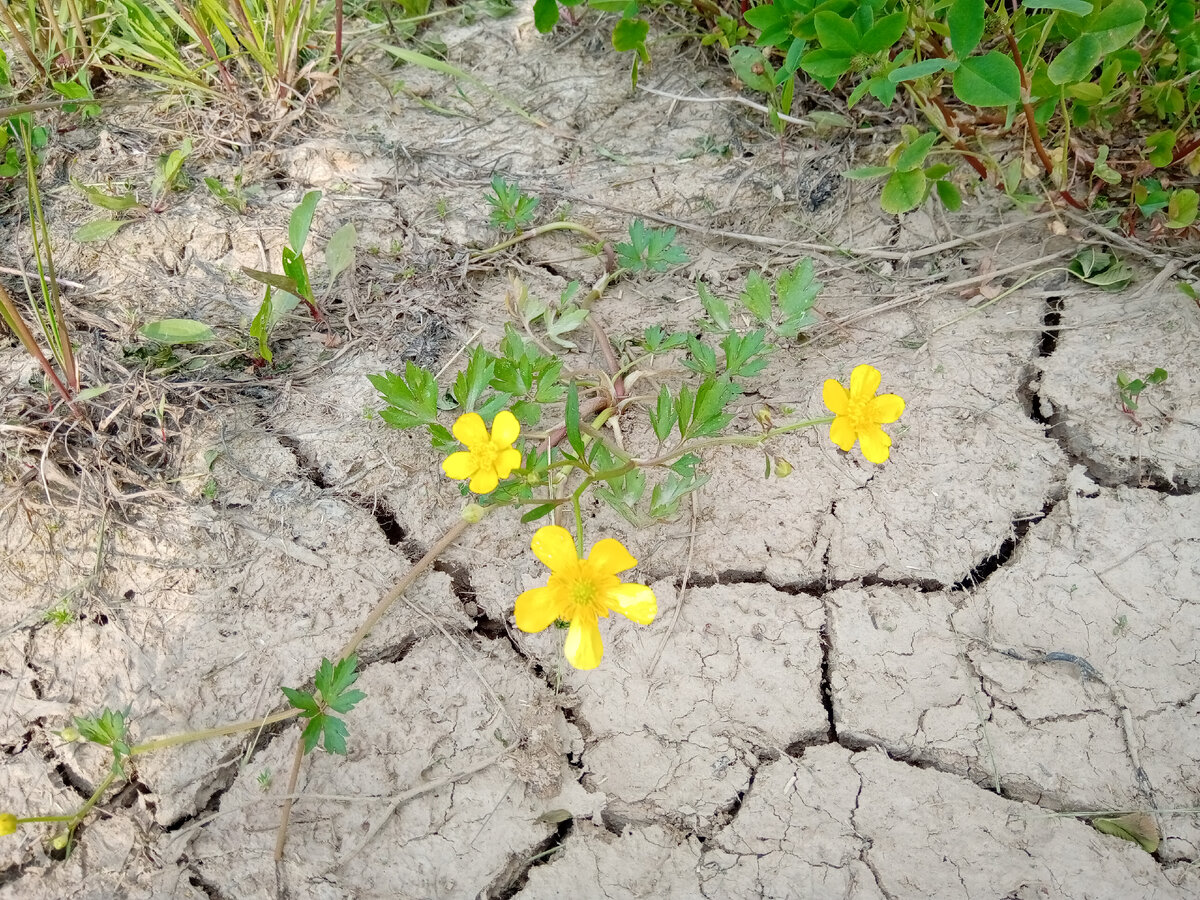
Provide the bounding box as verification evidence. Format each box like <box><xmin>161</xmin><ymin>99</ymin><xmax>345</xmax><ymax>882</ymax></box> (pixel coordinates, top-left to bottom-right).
<box><xmin>515</xmin><ymin>525</ymin><xmax>657</xmax><ymax>670</ymax></box>
<box><xmin>442</xmin><ymin>410</ymin><xmax>522</xmax><ymax>494</ymax></box>
<box><xmin>823</xmin><ymin>364</ymin><xmax>905</xmax><ymax>463</ymax></box>
<box><xmin>0</xmin><ymin>813</ymin><xmax>17</xmax><ymax>836</ymax></box>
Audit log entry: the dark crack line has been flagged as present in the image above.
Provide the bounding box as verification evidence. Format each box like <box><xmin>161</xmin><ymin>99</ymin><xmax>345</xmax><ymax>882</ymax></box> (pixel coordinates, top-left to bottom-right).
<box><xmin>482</xmin><ymin>817</ymin><xmax>573</xmax><ymax>899</ymax></box>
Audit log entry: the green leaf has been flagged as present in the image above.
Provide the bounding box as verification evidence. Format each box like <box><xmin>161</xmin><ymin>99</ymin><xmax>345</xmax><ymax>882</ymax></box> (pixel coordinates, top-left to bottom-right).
<box><xmin>674</xmin><ymin>384</ymin><xmax>694</xmax><ymax>441</ymax></box>
<box><xmin>453</xmin><ymin>346</ymin><xmax>497</xmax><ymax>412</ymax></box>
<box><xmin>612</xmin><ymin>18</ymin><xmax>648</xmax><ymax>56</ymax></box>
<box><xmin>565</xmin><ymin>380</ymin><xmax>586</xmax><ymax>459</ymax></box>
<box><xmin>722</xmin><ymin>329</ymin><xmax>772</xmax><ymax>378</ymax></box>
<box><xmin>728</xmin><ymin>46</ymin><xmax>775</xmax><ymax>94</ymax></box>
<box><xmin>889</xmin><ymin>58</ymin><xmax>956</xmax><ymax>83</ymax></box>
<box><xmin>289</xmin><ymin>190</ymin><xmax>322</xmax><ymax>252</ymax></box>
<box><xmin>325</xmin><ymin>223</ymin><xmax>357</xmax><ymax>281</ymax></box>
<box><xmin>1024</xmin><ymin>0</ymin><xmax>1093</xmax><ymax>13</ymax></box>
<box><xmin>651</xmin><ymin>385</ymin><xmax>676</xmax><ymax>442</ymax></box>
<box><xmin>616</xmin><ymin>220</ymin><xmax>689</xmax><ymax>272</ymax></box>
<box><xmin>1047</xmin><ymin>33</ymin><xmax>1101</xmax><ymax>85</ymax></box>
<box><xmin>776</xmin><ymin>259</ymin><xmax>821</xmax><ymax>336</ymax></box>
<box><xmin>686</xmin><ymin>377</ymin><xmax>737</xmax><ymax>439</ymax></box>
<box><xmin>281</xmin><ymin>247</ymin><xmax>314</xmax><ymax>305</ymax></box>
<box><xmin>1092</xmin><ymin>813</ymin><xmax>1159</xmax><ymax>853</ymax></box>
<box><xmin>281</xmin><ymin>686</ymin><xmax>321</xmax><ymax>716</ymax></box>
<box><xmin>697</xmin><ymin>280</ymin><xmax>731</xmax><ymax>331</ymax></box>
<box><xmin>368</xmin><ymin>361</ymin><xmax>440</xmax><ymax>429</ymax></box>
<box><xmin>843</xmin><ymin>166</ymin><xmax>894</xmax><ymax>179</ymax></box>
<box><xmin>1145</xmin><ymin>130</ymin><xmax>1176</xmax><ymax>168</ymax></box>
<box><xmin>1088</xmin><ymin>0</ymin><xmax>1146</xmax><ymax>55</ymax></box>
<box><xmin>249</xmin><ymin>287</ymin><xmax>274</xmax><ymax>363</ymax></box>
<box><xmin>71</xmin><ymin>177</ymin><xmax>140</xmax><ymax>211</ymax></box>
<box><xmin>740</xmin><ymin>270</ymin><xmax>772</xmax><ymax>322</ymax></box>
<box><xmin>1166</xmin><ymin>189</ymin><xmax>1199</xmax><ymax>229</ymax></box>
<box><xmin>521</xmin><ymin>501</ymin><xmax>563</xmax><ymax>524</ymax></box>
<box><xmin>532</xmin><ymin>0</ymin><xmax>559</xmax><ymax>30</ymax></box>
<box><xmin>683</xmin><ymin>336</ymin><xmax>718</xmax><ymax>376</ymax></box>
<box><xmin>813</xmin><ymin>11</ymin><xmax>859</xmax><ymax>53</ymax></box>
<box><xmin>895</xmin><ymin>131</ymin><xmax>939</xmax><ymax>172</ymax></box>
<box><xmin>242</xmin><ymin>266</ymin><xmax>300</xmax><ymax>296</ymax></box>
<box><xmin>1092</xmin><ymin>146</ymin><xmax>1121</xmax><ymax>185</ymax></box>
<box><xmin>140</xmin><ymin>319</ymin><xmax>215</xmax><ymax>344</ymax></box>
<box><xmin>935</xmin><ymin>179</ymin><xmax>963</xmax><ymax>211</ymax></box>
<box><xmin>880</xmin><ymin>168</ymin><xmax>928</xmax><ymax>214</ymax></box>
<box><xmin>952</xmin><ymin>52</ymin><xmax>1022</xmax><ymax>107</ymax></box>
<box><xmin>799</xmin><ymin>48</ymin><xmax>854</xmax><ymax>80</ymax></box>
<box><xmin>947</xmin><ymin>0</ymin><xmax>985</xmax><ymax>57</ymax></box>
<box><xmin>860</xmin><ymin>12</ymin><xmax>905</xmax><ymax>54</ymax></box>
<box><xmin>74</xmin><ymin>219</ymin><xmax>127</xmax><ymax>242</ymax></box>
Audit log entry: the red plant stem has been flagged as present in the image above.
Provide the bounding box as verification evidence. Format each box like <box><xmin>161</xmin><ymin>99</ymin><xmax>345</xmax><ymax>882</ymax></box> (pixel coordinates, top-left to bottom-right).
<box><xmin>0</xmin><ymin>285</ymin><xmax>83</xmax><ymax>419</ymax></box>
<box><xmin>1172</xmin><ymin>136</ymin><xmax>1200</xmax><ymax>166</ymax></box>
<box><xmin>173</xmin><ymin>2</ymin><xmax>236</xmax><ymax>92</ymax></box>
<box><xmin>335</xmin><ymin>0</ymin><xmax>344</xmax><ymax>61</ymax></box>
<box><xmin>1002</xmin><ymin>26</ymin><xmax>1086</xmax><ymax>209</ymax></box>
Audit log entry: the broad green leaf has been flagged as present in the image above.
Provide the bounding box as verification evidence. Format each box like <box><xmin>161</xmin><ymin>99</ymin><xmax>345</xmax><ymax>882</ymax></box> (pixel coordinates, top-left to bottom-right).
<box><xmin>1092</xmin><ymin>146</ymin><xmax>1121</xmax><ymax>185</ymax></box>
<box><xmin>729</xmin><ymin>46</ymin><xmax>774</xmax><ymax>93</ymax></box>
<box><xmin>1047</xmin><ymin>33</ymin><xmax>1101</xmax><ymax>84</ymax></box>
<box><xmin>800</xmin><ymin>48</ymin><xmax>854</xmax><ymax>80</ymax></box>
<box><xmin>952</xmin><ymin>52</ymin><xmax>1021</xmax><ymax>107</ymax></box>
<box><xmin>1166</xmin><ymin>189</ymin><xmax>1199</xmax><ymax>229</ymax></box>
<box><xmin>74</xmin><ymin>219</ymin><xmax>127</xmax><ymax>242</ymax></box>
<box><xmin>139</xmin><ymin>319</ymin><xmax>215</xmax><ymax>344</ymax></box>
<box><xmin>242</xmin><ymin>266</ymin><xmax>300</xmax><ymax>296</ymax></box>
<box><xmin>894</xmin><ymin>131</ymin><xmax>939</xmax><ymax>172</ymax></box>
<box><xmin>76</xmin><ymin>384</ymin><xmax>113</xmax><ymax>402</ymax></box>
<box><xmin>1088</xmin><ymin>0</ymin><xmax>1146</xmax><ymax>55</ymax></box>
<box><xmin>1092</xmin><ymin>813</ymin><xmax>1159</xmax><ymax>853</ymax></box>
<box><xmin>889</xmin><ymin>58</ymin><xmax>956</xmax><ymax>83</ymax></box>
<box><xmin>325</xmin><ymin>223</ymin><xmax>357</xmax><ymax>281</ymax></box>
<box><xmin>1023</xmin><ymin>0</ymin><xmax>1093</xmax><ymax>13</ymax></box>
<box><xmin>935</xmin><ymin>179</ymin><xmax>963</xmax><ymax>211</ymax></box>
<box><xmin>740</xmin><ymin>271</ymin><xmax>772</xmax><ymax>322</ymax></box>
<box><xmin>948</xmin><ymin>0</ymin><xmax>985</xmax><ymax>56</ymax></box>
<box><xmin>532</xmin><ymin>0</ymin><xmax>559</xmax><ymax>31</ymax></box>
<box><xmin>611</xmin><ymin>18</ymin><xmax>649</xmax><ymax>55</ymax></box>
<box><xmin>860</xmin><ymin>12</ymin><xmax>905</xmax><ymax>54</ymax></box>
<box><xmin>880</xmin><ymin>168</ymin><xmax>928</xmax><ymax>214</ymax></box>
<box><xmin>289</xmin><ymin>190</ymin><xmax>322</xmax><ymax>252</ymax></box>
<box><xmin>1145</xmin><ymin>130</ymin><xmax>1176</xmax><ymax>168</ymax></box>
<box><xmin>813</xmin><ymin>11</ymin><xmax>859</xmax><ymax>53</ymax></box>
<box><xmin>71</xmin><ymin>177</ymin><xmax>140</xmax><ymax>211</ymax></box>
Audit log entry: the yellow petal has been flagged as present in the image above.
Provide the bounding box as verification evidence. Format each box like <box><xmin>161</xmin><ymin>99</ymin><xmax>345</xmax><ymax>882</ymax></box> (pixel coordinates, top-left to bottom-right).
<box><xmin>829</xmin><ymin>416</ymin><xmax>858</xmax><ymax>452</ymax></box>
<box><xmin>588</xmin><ymin>538</ymin><xmax>637</xmax><ymax>577</ymax></box>
<box><xmin>531</xmin><ymin>525</ymin><xmax>579</xmax><ymax>573</ymax></box>
<box><xmin>849</xmin><ymin>364</ymin><xmax>882</xmax><ymax>400</ymax></box>
<box><xmin>868</xmin><ymin>393</ymin><xmax>905</xmax><ymax>424</ymax></box>
<box><xmin>857</xmin><ymin>424</ymin><xmax>893</xmax><ymax>463</ymax></box>
<box><xmin>452</xmin><ymin>412</ymin><xmax>489</xmax><ymax>447</ymax></box>
<box><xmin>495</xmin><ymin>447</ymin><xmax>523</xmax><ymax>479</ymax></box>
<box><xmin>468</xmin><ymin>469</ymin><xmax>500</xmax><ymax>494</ymax></box>
<box><xmin>442</xmin><ymin>451</ymin><xmax>478</xmax><ymax>480</ymax></box>
<box><xmin>608</xmin><ymin>583</ymin><xmax>657</xmax><ymax>624</ymax></box>
<box><xmin>822</xmin><ymin>379</ymin><xmax>850</xmax><ymax>415</ymax></box>
<box><xmin>490</xmin><ymin>410</ymin><xmax>520</xmax><ymax>447</ymax></box>
<box><xmin>514</xmin><ymin>585</ymin><xmax>563</xmax><ymax>633</ymax></box>
<box><xmin>563</xmin><ymin>612</ymin><xmax>603</xmax><ymax>670</ymax></box>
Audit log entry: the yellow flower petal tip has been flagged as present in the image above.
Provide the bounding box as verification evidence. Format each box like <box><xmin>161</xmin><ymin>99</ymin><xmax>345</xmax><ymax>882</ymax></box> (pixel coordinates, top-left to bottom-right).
<box><xmin>442</xmin><ymin>410</ymin><xmax>522</xmax><ymax>494</ymax></box>
<box><xmin>515</xmin><ymin>526</ymin><xmax>657</xmax><ymax>671</ymax></box>
<box><xmin>823</xmin><ymin>365</ymin><xmax>905</xmax><ymax>464</ymax></box>
<box><xmin>0</xmin><ymin>813</ymin><xmax>17</xmax><ymax>837</ymax></box>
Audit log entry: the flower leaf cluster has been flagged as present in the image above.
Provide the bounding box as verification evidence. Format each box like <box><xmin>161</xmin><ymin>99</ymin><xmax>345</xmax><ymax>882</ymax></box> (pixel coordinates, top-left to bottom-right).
<box><xmin>616</xmin><ymin>220</ymin><xmax>689</xmax><ymax>273</ymax></box>
<box><xmin>485</xmin><ymin>175</ymin><xmax>539</xmax><ymax>233</ymax></box>
<box><xmin>281</xmin><ymin>655</ymin><xmax>367</xmax><ymax>756</ymax></box>
<box><xmin>74</xmin><ymin>708</ymin><xmax>132</xmax><ymax>773</ymax></box>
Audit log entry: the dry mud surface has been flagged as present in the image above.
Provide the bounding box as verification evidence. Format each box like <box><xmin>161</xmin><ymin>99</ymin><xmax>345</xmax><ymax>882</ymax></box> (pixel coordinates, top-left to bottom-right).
<box><xmin>2</xmin><ymin>7</ymin><xmax>1200</xmax><ymax>900</ymax></box>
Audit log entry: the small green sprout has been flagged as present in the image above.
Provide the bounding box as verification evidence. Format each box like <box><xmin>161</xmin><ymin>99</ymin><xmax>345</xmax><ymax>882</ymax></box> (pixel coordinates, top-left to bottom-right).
<box><xmin>44</xmin><ymin>598</ymin><xmax>75</xmax><ymax>628</ymax></box>
<box><xmin>1117</xmin><ymin>367</ymin><xmax>1167</xmax><ymax>413</ymax></box>
<box><xmin>151</xmin><ymin>138</ymin><xmax>193</xmax><ymax>210</ymax></box>
<box><xmin>204</xmin><ymin>172</ymin><xmax>248</xmax><ymax>214</ymax></box>
<box><xmin>281</xmin><ymin>655</ymin><xmax>367</xmax><ymax>756</ymax></box>
<box><xmin>257</xmin><ymin>769</ymin><xmax>273</xmax><ymax>791</ymax></box>
<box><xmin>485</xmin><ymin>175</ymin><xmax>539</xmax><ymax>232</ymax></box>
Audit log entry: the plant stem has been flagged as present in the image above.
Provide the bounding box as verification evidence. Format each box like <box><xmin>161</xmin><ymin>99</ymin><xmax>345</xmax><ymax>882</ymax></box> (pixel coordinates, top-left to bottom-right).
<box><xmin>129</xmin><ymin>708</ymin><xmax>300</xmax><ymax>756</ymax></box>
<box><xmin>472</xmin><ymin>221</ymin><xmax>604</xmax><ymax>257</ymax></box>
<box><xmin>274</xmin><ymin>737</ymin><xmax>306</xmax><ymax>861</ymax></box>
<box><xmin>0</xmin><ymin>285</ymin><xmax>83</xmax><ymax>418</ymax></box>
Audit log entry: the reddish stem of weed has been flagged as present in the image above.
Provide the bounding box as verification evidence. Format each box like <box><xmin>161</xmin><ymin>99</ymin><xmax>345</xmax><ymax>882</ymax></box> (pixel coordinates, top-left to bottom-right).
<box><xmin>1172</xmin><ymin>136</ymin><xmax>1200</xmax><ymax>166</ymax></box>
<box><xmin>928</xmin><ymin>94</ymin><xmax>991</xmax><ymax>180</ymax></box>
<box><xmin>335</xmin><ymin>0</ymin><xmax>344</xmax><ymax>61</ymax></box>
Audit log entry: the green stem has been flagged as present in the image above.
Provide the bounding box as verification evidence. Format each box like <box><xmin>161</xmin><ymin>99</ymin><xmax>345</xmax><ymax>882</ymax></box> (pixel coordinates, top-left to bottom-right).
<box><xmin>472</xmin><ymin>221</ymin><xmax>604</xmax><ymax>257</ymax></box>
<box><xmin>17</xmin><ymin>814</ymin><xmax>76</xmax><ymax>824</ymax></box>
<box><xmin>129</xmin><ymin>708</ymin><xmax>300</xmax><ymax>756</ymax></box>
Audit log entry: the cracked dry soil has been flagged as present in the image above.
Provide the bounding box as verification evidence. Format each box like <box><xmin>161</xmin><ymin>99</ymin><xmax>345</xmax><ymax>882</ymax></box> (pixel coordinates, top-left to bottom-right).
<box><xmin>3</xmin><ymin>7</ymin><xmax>1200</xmax><ymax>900</ymax></box>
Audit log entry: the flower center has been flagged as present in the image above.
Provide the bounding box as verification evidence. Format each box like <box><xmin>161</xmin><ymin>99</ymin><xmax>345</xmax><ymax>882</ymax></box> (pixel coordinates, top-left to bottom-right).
<box><xmin>471</xmin><ymin>441</ymin><xmax>498</xmax><ymax>469</ymax></box>
<box><xmin>570</xmin><ymin>579</ymin><xmax>599</xmax><ymax>609</ymax></box>
<box><xmin>846</xmin><ymin>395</ymin><xmax>872</xmax><ymax>429</ymax></box>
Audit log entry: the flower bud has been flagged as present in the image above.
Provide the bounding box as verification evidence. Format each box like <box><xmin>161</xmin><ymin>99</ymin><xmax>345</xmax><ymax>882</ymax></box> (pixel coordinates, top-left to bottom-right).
<box><xmin>774</xmin><ymin>457</ymin><xmax>793</xmax><ymax>478</ymax></box>
<box><xmin>0</xmin><ymin>813</ymin><xmax>17</xmax><ymax>836</ymax></box>
<box><xmin>460</xmin><ymin>503</ymin><xmax>485</xmax><ymax>524</ymax></box>
<box><xmin>51</xmin><ymin>832</ymin><xmax>69</xmax><ymax>850</ymax></box>
<box><xmin>58</xmin><ymin>726</ymin><xmax>80</xmax><ymax>743</ymax></box>
<box><xmin>753</xmin><ymin>406</ymin><xmax>773</xmax><ymax>428</ymax></box>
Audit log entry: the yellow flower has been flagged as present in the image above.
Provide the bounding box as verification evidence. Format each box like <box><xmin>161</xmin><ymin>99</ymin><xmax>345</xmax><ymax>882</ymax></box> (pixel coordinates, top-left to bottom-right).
<box><xmin>441</xmin><ymin>411</ymin><xmax>522</xmax><ymax>494</ymax></box>
<box><xmin>823</xmin><ymin>364</ymin><xmax>905</xmax><ymax>463</ymax></box>
<box><xmin>0</xmin><ymin>813</ymin><xmax>17</xmax><ymax>836</ymax></box>
<box><xmin>515</xmin><ymin>526</ymin><xmax>657</xmax><ymax>670</ymax></box>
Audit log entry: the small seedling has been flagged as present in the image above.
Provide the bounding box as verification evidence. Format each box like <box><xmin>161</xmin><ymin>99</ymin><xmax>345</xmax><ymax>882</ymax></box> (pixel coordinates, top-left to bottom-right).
<box><xmin>44</xmin><ymin>598</ymin><xmax>75</xmax><ymax>628</ymax></box>
<box><xmin>615</xmin><ymin>220</ymin><xmax>689</xmax><ymax>273</ymax></box>
<box><xmin>151</xmin><ymin>138</ymin><xmax>193</xmax><ymax>211</ymax></box>
<box><xmin>1117</xmin><ymin>367</ymin><xmax>1167</xmax><ymax>413</ymax></box>
<box><xmin>204</xmin><ymin>172</ymin><xmax>248</xmax><ymax>214</ymax></box>
<box><xmin>256</xmin><ymin>770</ymin><xmax>273</xmax><ymax>792</ymax></box>
<box><xmin>485</xmin><ymin>175</ymin><xmax>538</xmax><ymax>232</ymax></box>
